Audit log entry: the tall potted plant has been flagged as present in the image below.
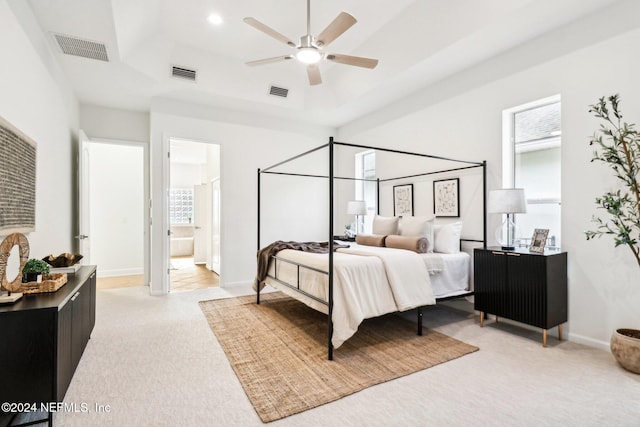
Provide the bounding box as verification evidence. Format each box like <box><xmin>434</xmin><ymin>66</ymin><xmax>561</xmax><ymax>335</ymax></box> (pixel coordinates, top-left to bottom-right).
<box><xmin>586</xmin><ymin>94</ymin><xmax>640</xmax><ymax>374</ymax></box>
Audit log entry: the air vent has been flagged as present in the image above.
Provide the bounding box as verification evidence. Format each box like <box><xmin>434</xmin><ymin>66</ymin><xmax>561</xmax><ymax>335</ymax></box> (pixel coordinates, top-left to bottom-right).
<box><xmin>269</xmin><ymin>85</ymin><xmax>289</xmax><ymax>98</ymax></box>
<box><xmin>172</xmin><ymin>66</ymin><xmax>197</xmax><ymax>81</ymax></box>
<box><xmin>53</xmin><ymin>33</ymin><xmax>109</xmax><ymax>62</ymax></box>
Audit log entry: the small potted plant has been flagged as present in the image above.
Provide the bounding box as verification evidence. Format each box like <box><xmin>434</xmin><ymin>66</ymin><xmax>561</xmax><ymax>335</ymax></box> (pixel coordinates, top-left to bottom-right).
<box><xmin>22</xmin><ymin>258</ymin><xmax>50</xmax><ymax>283</ymax></box>
<box><xmin>586</xmin><ymin>94</ymin><xmax>640</xmax><ymax>374</ymax></box>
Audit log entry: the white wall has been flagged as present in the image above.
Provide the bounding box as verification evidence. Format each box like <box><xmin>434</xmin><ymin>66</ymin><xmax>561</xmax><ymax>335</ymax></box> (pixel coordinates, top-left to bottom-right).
<box><xmin>170</xmin><ymin>162</ymin><xmax>203</xmax><ymax>188</ymax></box>
<box><xmin>149</xmin><ymin>99</ymin><xmax>334</xmax><ymax>294</ymax></box>
<box><xmin>80</xmin><ymin>104</ymin><xmax>149</xmax><ymax>143</ymax></box>
<box><xmin>87</xmin><ymin>143</ymin><xmax>144</xmax><ymax>277</ymax></box>
<box><xmin>338</xmin><ymin>16</ymin><xmax>640</xmax><ymax>348</ymax></box>
<box><xmin>0</xmin><ymin>0</ymin><xmax>78</xmax><ymax>257</ymax></box>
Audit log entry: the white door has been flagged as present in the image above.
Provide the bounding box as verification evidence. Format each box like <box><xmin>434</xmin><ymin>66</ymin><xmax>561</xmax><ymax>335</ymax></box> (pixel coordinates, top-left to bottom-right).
<box><xmin>211</xmin><ymin>178</ymin><xmax>221</xmax><ymax>274</ymax></box>
<box><xmin>193</xmin><ymin>184</ymin><xmax>208</xmax><ymax>264</ymax></box>
<box><xmin>77</xmin><ymin>130</ymin><xmax>91</xmax><ymax>262</ymax></box>
<box><xmin>204</xmin><ymin>181</ymin><xmax>212</xmax><ymax>270</ymax></box>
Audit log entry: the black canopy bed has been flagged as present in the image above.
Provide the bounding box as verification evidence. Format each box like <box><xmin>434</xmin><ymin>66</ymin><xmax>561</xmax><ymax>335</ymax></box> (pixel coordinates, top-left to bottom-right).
<box><xmin>256</xmin><ymin>137</ymin><xmax>487</xmax><ymax>360</ymax></box>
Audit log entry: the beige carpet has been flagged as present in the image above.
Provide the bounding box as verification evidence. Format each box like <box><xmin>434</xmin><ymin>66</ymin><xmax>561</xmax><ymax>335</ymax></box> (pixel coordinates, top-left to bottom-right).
<box><xmin>199</xmin><ymin>292</ymin><xmax>478</xmax><ymax>423</ymax></box>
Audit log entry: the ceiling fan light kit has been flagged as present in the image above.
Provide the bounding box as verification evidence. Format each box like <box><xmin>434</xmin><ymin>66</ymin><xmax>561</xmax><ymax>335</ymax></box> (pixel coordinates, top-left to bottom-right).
<box><xmin>296</xmin><ymin>47</ymin><xmax>321</xmax><ymax>64</ymax></box>
<box><xmin>244</xmin><ymin>0</ymin><xmax>378</xmax><ymax>85</ymax></box>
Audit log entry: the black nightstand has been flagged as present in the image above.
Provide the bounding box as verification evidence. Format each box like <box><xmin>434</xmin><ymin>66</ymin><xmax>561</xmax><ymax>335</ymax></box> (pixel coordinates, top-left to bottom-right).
<box><xmin>333</xmin><ymin>235</ymin><xmax>355</xmax><ymax>242</ymax></box>
<box><xmin>474</xmin><ymin>247</ymin><xmax>567</xmax><ymax>347</ymax></box>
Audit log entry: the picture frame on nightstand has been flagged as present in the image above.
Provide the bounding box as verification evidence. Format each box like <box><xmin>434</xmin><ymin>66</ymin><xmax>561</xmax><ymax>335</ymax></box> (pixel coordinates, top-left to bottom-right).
<box><xmin>529</xmin><ymin>228</ymin><xmax>549</xmax><ymax>253</ymax></box>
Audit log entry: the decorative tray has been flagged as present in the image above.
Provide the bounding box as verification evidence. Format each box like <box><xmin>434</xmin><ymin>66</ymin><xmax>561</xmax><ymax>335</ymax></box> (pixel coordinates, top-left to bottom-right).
<box><xmin>18</xmin><ymin>273</ymin><xmax>68</xmax><ymax>294</ymax></box>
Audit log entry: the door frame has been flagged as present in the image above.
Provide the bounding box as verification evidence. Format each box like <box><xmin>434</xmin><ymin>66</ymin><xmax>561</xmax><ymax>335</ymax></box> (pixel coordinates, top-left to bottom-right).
<box><xmin>78</xmin><ymin>130</ymin><xmax>91</xmax><ymax>262</ymax></box>
<box><xmin>210</xmin><ymin>177</ymin><xmax>221</xmax><ymax>275</ymax></box>
<box><xmin>78</xmin><ymin>133</ymin><xmax>150</xmax><ymax>287</ymax></box>
<box><xmin>162</xmin><ymin>135</ymin><xmax>220</xmax><ymax>293</ymax></box>
<box><xmin>193</xmin><ymin>184</ymin><xmax>208</xmax><ymax>265</ymax></box>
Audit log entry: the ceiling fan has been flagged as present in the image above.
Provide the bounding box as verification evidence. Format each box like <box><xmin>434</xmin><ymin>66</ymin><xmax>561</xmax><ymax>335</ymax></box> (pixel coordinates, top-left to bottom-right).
<box><xmin>243</xmin><ymin>0</ymin><xmax>379</xmax><ymax>86</ymax></box>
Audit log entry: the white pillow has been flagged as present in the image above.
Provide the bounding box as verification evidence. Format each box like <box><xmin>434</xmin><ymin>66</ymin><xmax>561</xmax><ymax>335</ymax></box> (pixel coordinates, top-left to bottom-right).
<box><xmin>399</xmin><ymin>215</ymin><xmax>435</xmax><ymax>252</ymax></box>
<box><xmin>433</xmin><ymin>222</ymin><xmax>463</xmax><ymax>254</ymax></box>
<box><xmin>372</xmin><ymin>215</ymin><xmax>399</xmax><ymax>235</ymax></box>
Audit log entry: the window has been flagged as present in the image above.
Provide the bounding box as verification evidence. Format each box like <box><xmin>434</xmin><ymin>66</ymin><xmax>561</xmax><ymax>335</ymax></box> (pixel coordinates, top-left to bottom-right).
<box><xmin>355</xmin><ymin>151</ymin><xmax>376</xmax><ymax>233</ymax></box>
<box><xmin>169</xmin><ymin>188</ymin><xmax>194</xmax><ymax>224</ymax></box>
<box><xmin>503</xmin><ymin>96</ymin><xmax>561</xmax><ymax>249</ymax></box>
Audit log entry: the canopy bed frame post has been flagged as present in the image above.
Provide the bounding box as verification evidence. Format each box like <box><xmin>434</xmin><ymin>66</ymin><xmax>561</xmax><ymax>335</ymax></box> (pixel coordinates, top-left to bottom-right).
<box><xmin>376</xmin><ymin>178</ymin><xmax>380</xmax><ymax>215</ymax></box>
<box><xmin>328</xmin><ymin>138</ymin><xmax>335</xmax><ymax>360</ymax></box>
<box><xmin>257</xmin><ymin>168</ymin><xmax>261</xmax><ymax>305</ymax></box>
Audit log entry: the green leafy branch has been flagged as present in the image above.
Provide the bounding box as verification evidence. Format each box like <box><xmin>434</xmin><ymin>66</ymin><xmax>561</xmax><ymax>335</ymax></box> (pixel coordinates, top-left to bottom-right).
<box><xmin>586</xmin><ymin>94</ymin><xmax>640</xmax><ymax>268</ymax></box>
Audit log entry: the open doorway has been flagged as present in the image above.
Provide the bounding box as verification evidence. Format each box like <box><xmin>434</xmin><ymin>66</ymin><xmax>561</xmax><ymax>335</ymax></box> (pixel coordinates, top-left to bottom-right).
<box><xmin>78</xmin><ymin>136</ymin><xmax>148</xmax><ymax>290</ymax></box>
<box><xmin>168</xmin><ymin>138</ymin><xmax>220</xmax><ymax>292</ymax></box>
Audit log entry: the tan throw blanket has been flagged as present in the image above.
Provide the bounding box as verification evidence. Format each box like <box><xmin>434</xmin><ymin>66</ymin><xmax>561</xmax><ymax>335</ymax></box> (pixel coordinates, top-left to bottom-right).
<box><xmin>254</xmin><ymin>241</ymin><xmax>349</xmax><ymax>291</ymax></box>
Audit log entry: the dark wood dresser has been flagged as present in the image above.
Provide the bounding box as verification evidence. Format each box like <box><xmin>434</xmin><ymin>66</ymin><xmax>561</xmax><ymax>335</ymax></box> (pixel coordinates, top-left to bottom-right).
<box><xmin>0</xmin><ymin>266</ymin><xmax>96</xmax><ymax>425</ymax></box>
<box><xmin>474</xmin><ymin>248</ymin><xmax>567</xmax><ymax>346</ymax></box>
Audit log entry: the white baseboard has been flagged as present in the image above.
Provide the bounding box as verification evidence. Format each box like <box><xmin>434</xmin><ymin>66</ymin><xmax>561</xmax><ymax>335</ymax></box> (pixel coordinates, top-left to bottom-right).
<box><xmin>97</xmin><ymin>267</ymin><xmax>143</xmax><ymax>278</ymax></box>
<box><xmin>567</xmin><ymin>333</ymin><xmax>610</xmax><ymax>351</ymax></box>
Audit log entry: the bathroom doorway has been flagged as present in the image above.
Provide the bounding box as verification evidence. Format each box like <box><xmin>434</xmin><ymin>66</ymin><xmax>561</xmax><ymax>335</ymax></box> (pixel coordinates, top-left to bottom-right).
<box><xmin>168</xmin><ymin>138</ymin><xmax>220</xmax><ymax>292</ymax></box>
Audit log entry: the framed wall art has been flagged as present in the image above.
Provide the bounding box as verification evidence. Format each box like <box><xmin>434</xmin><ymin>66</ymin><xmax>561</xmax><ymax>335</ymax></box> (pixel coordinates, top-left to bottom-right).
<box><xmin>433</xmin><ymin>178</ymin><xmax>459</xmax><ymax>217</ymax></box>
<box><xmin>0</xmin><ymin>116</ymin><xmax>37</xmax><ymax>235</ymax></box>
<box><xmin>529</xmin><ymin>228</ymin><xmax>549</xmax><ymax>253</ymax></box>
<box><xmin>393</xmin><ymin>184</ymin><xmax>413</xmax><ymax>216</ymax></box>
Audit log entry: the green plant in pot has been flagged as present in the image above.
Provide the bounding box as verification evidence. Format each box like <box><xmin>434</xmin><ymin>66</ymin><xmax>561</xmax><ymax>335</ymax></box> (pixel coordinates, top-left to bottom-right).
<box><xmin>22</xmin><ymin>258</ymin><xmax>50</xmax><ymax>283</ymax></box>
<box><xmin>586</xmin><ymin>94</ymin><xmax>640</xmax><ymax>374</ymax></box>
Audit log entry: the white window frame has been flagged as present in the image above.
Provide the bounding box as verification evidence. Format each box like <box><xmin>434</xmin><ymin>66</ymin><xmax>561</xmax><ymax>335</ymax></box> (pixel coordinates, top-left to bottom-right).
<box><xmin>502</xmin><ymin>94</ymin><xmax>561</xmax><ymax>247</ymax></box>
<box><xmin>355</xmin><ymin>150</ymin><xmax>376</xmax><ymax>233</ymax></box>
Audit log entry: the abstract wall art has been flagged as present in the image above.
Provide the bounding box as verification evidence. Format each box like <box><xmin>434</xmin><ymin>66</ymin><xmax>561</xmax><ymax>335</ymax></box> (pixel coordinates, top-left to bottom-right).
<box><xmin>0</xmin><ymin>116</ymin><xmax>36</xmax><ymax>235</ymax></box>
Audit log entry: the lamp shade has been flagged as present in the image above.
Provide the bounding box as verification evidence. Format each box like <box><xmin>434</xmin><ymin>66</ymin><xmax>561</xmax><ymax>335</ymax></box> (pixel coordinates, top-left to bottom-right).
<box><xmin>488</xmin><ymin>189</ymin><xmax>527</xmax><ymax>214</ymax></box>
<box><xmin>347</xmin><ymin>200</ymin><xmax>367</xmax><ymax>215</ymax></box>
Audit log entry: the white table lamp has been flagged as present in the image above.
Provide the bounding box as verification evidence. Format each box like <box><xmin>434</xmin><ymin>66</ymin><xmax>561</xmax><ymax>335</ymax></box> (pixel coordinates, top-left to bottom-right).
<box><xmin>488</xmin><ymin>189</ymin><xmax>526</xmax><ymax>250</ymax></box>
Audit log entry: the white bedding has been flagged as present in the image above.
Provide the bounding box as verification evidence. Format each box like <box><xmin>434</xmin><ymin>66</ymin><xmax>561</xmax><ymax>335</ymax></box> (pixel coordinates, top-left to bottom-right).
<box><xmin>263</xmin><ymin>244</ymin><xmax>468</xmax><ymax>349</ymax></box>
<box><xmin>342</xmin><ymin>243</ymin><xmax>471</xmax><ymax>298</ymax></box>
<box><xmin>423</xmin><ymin>252</ymin><xmax>471</xmax><ymax>298</ymax></box>
<box><xmin>336</xmin><ymin>244</ymin><xmax>435</xmax><ymax>311</ymax></box>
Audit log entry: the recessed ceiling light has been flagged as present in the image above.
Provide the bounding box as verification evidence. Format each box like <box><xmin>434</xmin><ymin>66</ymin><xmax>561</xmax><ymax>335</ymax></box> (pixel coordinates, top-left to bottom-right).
<box><xmin>208</xmin><ymin>13</ymin><xmax>223</xmax><ymax>26</ymax></box>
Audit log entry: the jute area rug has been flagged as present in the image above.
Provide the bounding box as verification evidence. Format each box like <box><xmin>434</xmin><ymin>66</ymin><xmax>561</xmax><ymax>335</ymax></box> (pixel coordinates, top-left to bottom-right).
<box><xmin>199</xmin><ymin>292</ymin><xmax>478</xmax><ymax>423</ymax></box>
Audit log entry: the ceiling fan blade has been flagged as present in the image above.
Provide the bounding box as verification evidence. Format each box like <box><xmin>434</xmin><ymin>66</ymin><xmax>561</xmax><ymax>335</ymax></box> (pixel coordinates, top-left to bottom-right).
<box><xmin>315</xmin><ymin>12</ymin><xmax>357</xmax><ymax>47</ymax></box>
<box><xmin>306</xmin><ymin>63</ymin><xmax>322</xmax><ymax>85</ymax></box>
<box><xmin>326</xmin><ymin>53</ymin><xmax>378</xmax><ymax>69</ymax></box>
<box><xmin>243</xmin><ymin>17</ymin><xmax>297</xmax><ymax>48</ymax></box>
<box><xmin>246</xmin><ymin>55</ymin><xmax>293</xmax><ymax>66</ymax></box>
